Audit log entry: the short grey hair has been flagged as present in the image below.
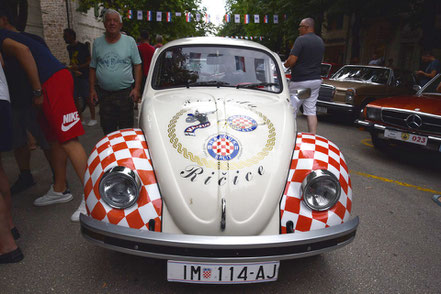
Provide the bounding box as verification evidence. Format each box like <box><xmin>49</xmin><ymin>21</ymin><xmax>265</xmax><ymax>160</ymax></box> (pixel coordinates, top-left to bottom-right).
<box><xmin>301</xmin><ymin>18</ymin><xmax>315</xmax><ymax>29</ymax></box>
<box><xmin>104</xmin><ymin>8</ymin><xmax>122</xmax><ymax>23</ymax></box>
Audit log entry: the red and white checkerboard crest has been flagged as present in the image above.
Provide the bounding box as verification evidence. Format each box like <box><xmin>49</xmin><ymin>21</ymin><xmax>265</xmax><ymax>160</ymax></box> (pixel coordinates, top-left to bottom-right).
<box><xmin>83</xmin><ymin>128</ymin><xmax>162</xmax><ymax>231</ymax></box>
<box><xmin>206</xmin><ymin>134</ymin><xmax>240</xmax><ymax>160</ymax></box>
<box><xmin>227</xmin><ymin>115</ymin><xmax>257</xmax><ymax>132</ymax></box>
<box><xmin>280</xmin><ymin>133</ymin><xmax>352</xmax><ymax>234</ymax></box>
<box><xmin>203</xmin><ymin>268</ymin><xmax>212</xmax><ymax>279</ymax></box>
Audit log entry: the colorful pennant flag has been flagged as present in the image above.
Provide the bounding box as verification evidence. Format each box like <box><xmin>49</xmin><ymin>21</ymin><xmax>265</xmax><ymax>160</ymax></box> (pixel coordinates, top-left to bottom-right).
<box><xmin>274</xmin><ymin>14</ymin><xmax>278</xmax><ymax>24</ymax></box>
<box><xmin>147</xmin><ymin>10</ymin><xmax>152</xmax><ymax>21</ymax></box>
<box><xmin>264</xmin><ymin>15</ymin><xmax>268</xmax><ymax>23</ymax></box>
<box><xmin>167</xmin><ymin>12</ymin><xmax>172</xmax><ymax>22</ymax></box>
<box><xmin>244</xmin><ymin>14</ymin><xmax>249</xmax><ymax>24</ymax></box>
<box><xmin>196</xmin><ymin>13</ymin><xmax>201</xmax><ymax>22</ymax></box>
<box><xmin>186</xmin><ymin>12</ymin><xmax>192</xmax><ymax>22</ymax></box>
<box><xmin>234</xmin><ymin>14</ymin><xmax>240</xmax><ymax>23</ymax></box>
<box><xmin>127</xmin><ymin>10</ymin><xmax>133</xmax><ymax>19</ymax></box>
<box><xmin>254</xmin><ymin>14</ymin><xmax>259</xmax><ymax>23</ymax></box>
<box><xmin>225</xmin><ymin>14</ymin><xmax>231</xmax><ymax>23</ymax></box>
<box><xmin>137</xmin><ymin>10</ymin><xmax>142</xmax><ymax>20</ymax></box>
<box><xmin>205</xmin><ymin>13</ymin><xmax>210</xmax><ymax>23</ymax></box>
<box><xmin>175</xmin><ymin>12</ymin><xmax>182</xmax><ymax>17</ymax></box>
<box><xmin>156</xmin><ymin>11</ymin><xmax>162</xmax><ymax>21</ymax></box>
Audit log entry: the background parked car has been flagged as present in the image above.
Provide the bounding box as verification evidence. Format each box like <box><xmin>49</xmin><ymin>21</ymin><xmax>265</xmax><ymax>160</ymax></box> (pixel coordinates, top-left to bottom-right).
<box><xmin>317</xmin><ymin>65</ymin><xmax>419</xmax><ymax>119</ymax></box>
<box><xmin>321</xmin><ymin>62</ymin><xmax>341</xmax><ymax>79</ymax></box>
<box><xmin>356</xmin><ymin>74</ymin><xmax>441</xmax><ymax>151</ymax></box>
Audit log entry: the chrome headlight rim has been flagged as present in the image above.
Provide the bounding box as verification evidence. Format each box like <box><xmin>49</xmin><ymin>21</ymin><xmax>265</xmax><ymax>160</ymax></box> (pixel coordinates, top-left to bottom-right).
<box><xmin>366</xmin><ymin>106</ymin><xmax>382</xmax><ymax>121</ymax></box>
<box><xmin>345</xmin><ymin>88</ymin><xmax>356</xmax><ymax>104</ymax></box>
<box><xmin>99</xmin><ymin>166</ymin><xmax>141</xmax><ymax>209</ymax></box>
<box><xmin>301</xmin><ymin>169</ymin><xmax>341</xmax><ymax>211</ymax></box>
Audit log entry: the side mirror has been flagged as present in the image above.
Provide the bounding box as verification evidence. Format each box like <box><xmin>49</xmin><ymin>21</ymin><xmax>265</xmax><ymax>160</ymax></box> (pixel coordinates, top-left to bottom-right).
<box><xmin>296</xmin><ymin>88</ymin><xmax>311</xmax><ymax>99</ymax></box>
<box><xmin>412</xmin><ymin>85</ymin><xmax>421</xmax><ymax>92</ymax></box>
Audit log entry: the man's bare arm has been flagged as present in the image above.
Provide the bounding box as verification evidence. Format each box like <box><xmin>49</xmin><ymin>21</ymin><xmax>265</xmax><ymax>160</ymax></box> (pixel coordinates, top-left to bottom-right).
<box><xmin>284</xmin><ymin>55</ymin><xmax>298</xmax><ymax>68</ymax></box>
<box><xmin>2</xmin><ymin>38</ymin><xmax>42</xmax><ymax>92</ymax></box>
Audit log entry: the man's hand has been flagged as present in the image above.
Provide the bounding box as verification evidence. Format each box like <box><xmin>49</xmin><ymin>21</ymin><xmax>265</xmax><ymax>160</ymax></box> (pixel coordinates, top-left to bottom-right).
<box><xmin>33</xmin><ymin>94</ymin><xmax>44</xmax><ymax>106</ymax></box>
<box><xmin>415</xmin><ymin>70</ymin><xmax>424</xmax><ymax>76</ymax></box>
<box><xmin>90</xmin><ymin>88</ymin><xmax>99</xmax><ymax>105</ymax></box>
<box><xmin>129</xmin><ymin>88</ymin><xmax>141</xmax><ymax>103</ymax></box>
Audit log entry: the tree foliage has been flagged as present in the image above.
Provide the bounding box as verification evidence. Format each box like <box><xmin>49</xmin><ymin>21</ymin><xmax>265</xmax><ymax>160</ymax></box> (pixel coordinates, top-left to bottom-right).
<box><xmin>76</xmin><ymin>0</ymin><xmax>213</xmax><ymax>42</ymax></box>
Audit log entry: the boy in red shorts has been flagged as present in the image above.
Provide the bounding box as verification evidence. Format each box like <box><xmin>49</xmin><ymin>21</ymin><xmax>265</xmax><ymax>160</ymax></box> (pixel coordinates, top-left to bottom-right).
<box><xmin>0</xmin><ymin>28</ymin><xmax>88</xmax><ymax>221</ymax></box>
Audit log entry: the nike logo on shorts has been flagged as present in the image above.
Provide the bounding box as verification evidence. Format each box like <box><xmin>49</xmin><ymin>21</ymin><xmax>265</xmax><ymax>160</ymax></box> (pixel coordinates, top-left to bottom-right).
<box><xmin>61</xmin><ymin>112</ymin><xmax>80</xmax><ymax>132</ymax></box>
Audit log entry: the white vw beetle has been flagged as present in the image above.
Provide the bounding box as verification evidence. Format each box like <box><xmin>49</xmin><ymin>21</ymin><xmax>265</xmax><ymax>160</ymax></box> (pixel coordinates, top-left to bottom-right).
<box><xmin>80</xmin><ymin>37</ymin><xmax>358</xmax><ymax>284</ymax></box>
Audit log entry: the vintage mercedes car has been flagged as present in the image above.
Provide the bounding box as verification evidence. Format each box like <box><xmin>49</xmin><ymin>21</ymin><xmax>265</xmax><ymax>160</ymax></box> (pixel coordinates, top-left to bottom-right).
<box><xmin>317</xmin><ymin>65</ymin><xmax>418</xmax><ymax>117</ymax></box>
<box><xmin>356</xmin><ymin>74</ymin><xmax>441</xmax><ymax>151</ymax></box>
<box><xmin>80</xmin><ymin>37</ymin><xmax>358</xmax><ymax>284</ymax></box>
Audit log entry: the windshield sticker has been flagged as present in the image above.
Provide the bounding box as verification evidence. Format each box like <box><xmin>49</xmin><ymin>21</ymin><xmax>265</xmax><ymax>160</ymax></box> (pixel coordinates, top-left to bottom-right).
<box><xmin>227</xmin><ymin>115</ymin><xmax>257</xmax><ymax>132</ymax></box>
<box><xmin>184</xmin><ymin>110</ymin><xmax>212</xmax><ymax>136</ymax></box>
<box><xmin>206</xmin><ymin>134</ymin><xmax>240</xmax><ymax>161</ymax></box>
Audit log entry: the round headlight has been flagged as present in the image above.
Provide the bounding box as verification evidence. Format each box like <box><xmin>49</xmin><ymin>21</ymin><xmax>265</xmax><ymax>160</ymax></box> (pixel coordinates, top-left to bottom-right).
<box><xmin>301</xmin><ymin>170</ymin><xmax>341</xmax><ymax>211</ymax></box>
<box><xmin>99</xmin><ymin>166</ymin><xmax>141</xmax><ymax>209</ymax></box>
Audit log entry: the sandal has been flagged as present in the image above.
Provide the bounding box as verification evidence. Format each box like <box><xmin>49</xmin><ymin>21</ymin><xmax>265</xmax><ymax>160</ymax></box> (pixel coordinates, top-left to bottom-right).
<box><xmin>0</xmin><ymin>247</ymin><xmax>24</xmax><ymax>264</ymax></box>
<box><xmin>11</xmin><ymin>227</ymin><xmax>20</xmax><ymax>240</ymax></box>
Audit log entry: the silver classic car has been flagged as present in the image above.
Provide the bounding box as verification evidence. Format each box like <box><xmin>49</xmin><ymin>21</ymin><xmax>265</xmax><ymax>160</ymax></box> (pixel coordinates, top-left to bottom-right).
<box><xmin>80</xmin><ymin>37</ymin><xmax>358</xmax><ymax>284</ymax></box>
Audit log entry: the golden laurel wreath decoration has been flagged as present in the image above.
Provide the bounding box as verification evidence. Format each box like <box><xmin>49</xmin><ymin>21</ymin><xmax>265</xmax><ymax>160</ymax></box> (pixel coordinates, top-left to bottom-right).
<box><xmin>168</xmin><ymin>109</ymin><xmax>276</xmax><ymax>170</ymax></box>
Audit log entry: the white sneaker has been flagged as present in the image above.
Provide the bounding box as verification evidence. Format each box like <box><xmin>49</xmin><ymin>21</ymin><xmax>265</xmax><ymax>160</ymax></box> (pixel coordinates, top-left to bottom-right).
<box><xmin>87</xmin><ymin>119</ymin><xmax>98</xmax><ymax>127</ymax></box>
<box><xmin>33</xmin><ymin>185</ymin><xmax>73</xmax><ymax>206</ymax></box>
<box><xmin>71</xmin><ymin>198</ymin><xmax>86</xmax><ymax>222</ymax></box>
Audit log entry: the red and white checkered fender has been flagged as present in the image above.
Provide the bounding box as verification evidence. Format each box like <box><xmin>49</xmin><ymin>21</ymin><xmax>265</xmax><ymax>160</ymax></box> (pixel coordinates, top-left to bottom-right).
<box><xmin>83</xmin><ymin>128</ymin><xmax>162</xmax><ymax>231</ymax></box>
<box><xmin>280</xmin><ymin>133</ymin><xmax>352</xmax><ymax>234</ymax></box>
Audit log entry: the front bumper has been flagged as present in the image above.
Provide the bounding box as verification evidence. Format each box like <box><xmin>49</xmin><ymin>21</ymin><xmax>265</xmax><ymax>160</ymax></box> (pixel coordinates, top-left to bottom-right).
<box><xmin>316</xmin><ymin>100</ymin><xmax>356</xmax><ymax>113</ymax></box>
<box><xmin>80</xmin><ymin>214</ymin><xmax>359</xmax><ymax>262</ymax></box>
<box><xmin>355</xmin><ymin>119</ymin><xmax>441</xmax><ymax>151</ymax></box>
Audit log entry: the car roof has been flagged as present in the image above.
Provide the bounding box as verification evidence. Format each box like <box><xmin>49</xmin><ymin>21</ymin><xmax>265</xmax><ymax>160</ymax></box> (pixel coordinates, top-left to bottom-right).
<box><xmin>160</xmin><ymin>36</ymin><xmax>274</xmax><ymax>53</ymax></box>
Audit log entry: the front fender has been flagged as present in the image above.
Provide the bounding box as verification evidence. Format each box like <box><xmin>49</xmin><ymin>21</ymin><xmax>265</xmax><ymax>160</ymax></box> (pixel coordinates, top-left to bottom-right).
<box><xmin>280</xmin><ymin>133</ymin><xmax>353</xmax><ymax>233</ymax></box>
<box><xmin>83</xmin><ymin>128</ymin><xmax>162</xmax><ymax>231</ymax></box>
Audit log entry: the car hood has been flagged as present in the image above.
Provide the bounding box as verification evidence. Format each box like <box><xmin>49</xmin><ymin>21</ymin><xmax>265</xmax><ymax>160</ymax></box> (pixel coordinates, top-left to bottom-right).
<box><xmin>324</xmin><ymin>79</ymin><xmax>385</xmax><ymax>94</ymax></box>
<box><xmin>140</xmin><ymin>88</ymin><xmax>295</xmax><ymax>235</ymax></box>
<box><xmin>368</xmin><ymin>94</ymin><xmax>441</xmax><ymax>114</ymax></box>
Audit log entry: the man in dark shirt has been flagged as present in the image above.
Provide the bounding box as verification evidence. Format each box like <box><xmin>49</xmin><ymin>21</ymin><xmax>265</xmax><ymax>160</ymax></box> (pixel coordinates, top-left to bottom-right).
<box><xmin>63</xmin><ymin>28</ymin><xmax>96</xmax><ymax>126</ymax></box>
<box><xmin>0</xmin><ymin>9</ymin><xmax>56</xmax><ymax>195</ymax></box>
<box><xmin>137</xmin><ymin>30</ymin><xmax>155</xmax><ymax>92</ymax></box>
<box><xmin>416</xmin><ymin>50</ymin><xmax>441</xmax><ymax>86</ymax></box>
<box><xmin>0</xmin><ymin>24</ymin><xmax>88</xmax><ymax>221</ymax></box>
<box><xmin>284</xmin><ymin>18</ymin><xmax>324</xmax><ymax>134</ymax></box>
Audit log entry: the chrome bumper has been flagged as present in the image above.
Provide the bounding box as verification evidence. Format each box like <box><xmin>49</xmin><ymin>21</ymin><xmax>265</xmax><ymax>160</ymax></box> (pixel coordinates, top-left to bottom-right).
<box><xmin>80</xmin><ymin>214</ymin><xmax>359</xmax><ymax>262</ymax></box>
<box><xmin>317</xmin><ymin>100</ymin><xmax>356</xmax><ymax>112</ymax></box>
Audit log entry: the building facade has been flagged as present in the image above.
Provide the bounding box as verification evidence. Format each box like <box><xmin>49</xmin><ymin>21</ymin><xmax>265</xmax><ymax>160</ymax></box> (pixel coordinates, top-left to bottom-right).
<box><xmin>25</xmin><ymin>0</ymin><xmax>104</xmax><ymax>64</ymax></box>
<box><xmin>321</xmin><ymin>8</ymin><xmax>441</xmax><ymax>71</ymax></box>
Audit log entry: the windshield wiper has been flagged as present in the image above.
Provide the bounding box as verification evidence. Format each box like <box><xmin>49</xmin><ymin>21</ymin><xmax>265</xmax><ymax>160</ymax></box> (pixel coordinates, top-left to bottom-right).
<box><xmin>236</xmin><ymin>82</ymin><xmax>279</xmax><ymax>89</ymax></box>
<box><xmin>186</xmin><ymin>81</ymin><xmax>230</xmax><ymax>88</ymax></box>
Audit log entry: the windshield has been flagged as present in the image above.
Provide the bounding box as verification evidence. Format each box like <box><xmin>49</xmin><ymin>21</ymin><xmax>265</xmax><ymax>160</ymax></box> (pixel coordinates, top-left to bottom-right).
<box><xmin>332</xmin><ymin>66</ymin><xmax>390</xmax><ymax>84</ymax></box>
<box><xmin>152</xmin><ymin>45</ymin><xmax>282</xmax><ymax>93</ymax></box>
<box><xmin>421</xmin><ymin>74</ymin><xmax>441</xmax><ymax>95</ymax></box>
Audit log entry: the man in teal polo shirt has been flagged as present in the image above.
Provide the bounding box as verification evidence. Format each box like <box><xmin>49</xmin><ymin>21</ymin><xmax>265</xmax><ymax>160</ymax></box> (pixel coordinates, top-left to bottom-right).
<box><xmin>89</xmin><ymin>9</ymin><xmax>142</xmax><ymax>135</ymax></box>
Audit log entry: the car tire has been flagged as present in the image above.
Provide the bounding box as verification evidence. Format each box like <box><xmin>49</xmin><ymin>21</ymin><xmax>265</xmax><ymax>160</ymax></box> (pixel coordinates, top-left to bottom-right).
<box><xmin>370</xmin><ymin>132</ymin><xmax>387</xmax><ymax>149</ymax></box>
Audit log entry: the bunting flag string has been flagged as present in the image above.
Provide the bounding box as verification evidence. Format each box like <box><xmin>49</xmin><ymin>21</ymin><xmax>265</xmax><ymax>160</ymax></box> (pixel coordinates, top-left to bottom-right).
<box><xmin>124</xmin><ymin>9</ymin><xmax>285</xmax><ymax>25</ymax></box>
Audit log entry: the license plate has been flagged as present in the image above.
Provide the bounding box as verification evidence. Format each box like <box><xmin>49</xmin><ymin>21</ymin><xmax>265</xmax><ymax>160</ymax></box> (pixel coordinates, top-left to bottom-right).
<box><xmin>316</xmin><ymin>106</ymin><xmax>327</xmax><ymax>114</ymax></box>
<box><xmin>167</xmin><ymin>261</ymin><xmax>279</xmax><ymax>284</ymax></box>
<box><xmin>384</xmin><ymin>129</ymin><xmax>428</xmax><ymax>146</ymax></box>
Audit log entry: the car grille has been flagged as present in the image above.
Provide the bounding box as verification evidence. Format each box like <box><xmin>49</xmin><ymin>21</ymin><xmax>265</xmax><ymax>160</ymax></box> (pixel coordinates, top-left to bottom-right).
<box><xmin>382</xmin><ymin>109</ymin><xmax>441</xmax><ymax>135</ymax></box>
<box><xmin>318</xmin><ymin>84</ymin><xmax>335</xmax><ymax>101</ymax></box>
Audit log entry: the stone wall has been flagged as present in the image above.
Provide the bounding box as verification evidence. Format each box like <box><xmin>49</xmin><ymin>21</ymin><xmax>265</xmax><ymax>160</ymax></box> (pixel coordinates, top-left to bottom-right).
<box><xmin>39</xmin><ymin>0</ymin><xmax>69</xmax><ymax>63</ymax></box>
<box><xmin>29</xmin><ymin>0</ymin><xmax>104</xmax><ymax>64</ymax></box>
